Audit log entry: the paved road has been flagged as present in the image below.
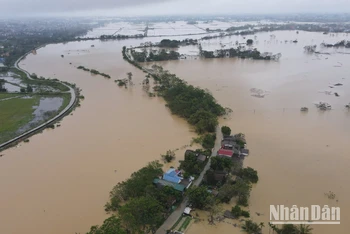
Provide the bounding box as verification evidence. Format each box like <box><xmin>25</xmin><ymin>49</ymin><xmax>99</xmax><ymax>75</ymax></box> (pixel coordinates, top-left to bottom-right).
<box><xmin>0</xmin><ymin>54</ymin><xmax>77</xmax><ymax>150</ymax></box>
<box><xmin>155</xmin><ymin>141</ymin><xmax>220</xmax><ymax>234</ymax></box>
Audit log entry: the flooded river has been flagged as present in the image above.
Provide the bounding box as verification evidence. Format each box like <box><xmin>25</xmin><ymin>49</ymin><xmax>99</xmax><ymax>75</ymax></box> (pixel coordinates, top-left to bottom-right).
<box><xmin>0</xmin><ymin>30</ymin><xmax>349</xmax><ymax>234</ymax></box>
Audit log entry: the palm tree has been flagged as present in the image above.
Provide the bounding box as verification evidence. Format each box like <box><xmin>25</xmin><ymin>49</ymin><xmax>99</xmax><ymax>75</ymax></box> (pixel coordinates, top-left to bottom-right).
<box><xmin>296</xmin><ymin>224</ymin><xmax>313</xmax><ymax>234</ymax></box>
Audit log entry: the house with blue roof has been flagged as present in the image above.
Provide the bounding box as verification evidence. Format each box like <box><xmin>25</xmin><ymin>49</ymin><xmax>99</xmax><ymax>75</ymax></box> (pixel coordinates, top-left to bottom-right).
<box><xmin>163</xmin><ymin>168</ymin><xmax>183</xmax><ymax>183</ymax></box>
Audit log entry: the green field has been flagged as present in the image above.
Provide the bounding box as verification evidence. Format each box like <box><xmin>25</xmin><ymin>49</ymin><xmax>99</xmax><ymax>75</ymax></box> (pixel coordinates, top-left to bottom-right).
<box><xmin>0</xmin><ymin>93</ymin><xmax>24</xmax><ymax>100</ymax></box>
<box><xmin>0</xmin><ymin>96</ymin><xmax>40</xmax><ymax>143</ymax></box>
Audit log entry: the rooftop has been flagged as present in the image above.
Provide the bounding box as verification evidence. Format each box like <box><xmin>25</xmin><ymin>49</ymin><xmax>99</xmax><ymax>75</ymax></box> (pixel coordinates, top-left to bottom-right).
<box><xmin>153</xmin><ymin>178</ymin><xmax>186</xmax><ymax>192</ymax></box>
<box><xmin>217</xmin><ymin>148</ymin><xmax>233</xmax><ymax>157</ymax></box>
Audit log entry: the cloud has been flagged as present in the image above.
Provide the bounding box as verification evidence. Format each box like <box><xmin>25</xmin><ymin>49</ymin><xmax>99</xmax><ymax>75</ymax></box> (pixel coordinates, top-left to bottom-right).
<box><xmin>0</xmin><ymin>0</ymin><xmax>349</xmax><ymax>16</ymax></box>
<box><xmin>0</xmin><ymin>0</ymin><xmax>174</xmax><ymax>15</ymax></box>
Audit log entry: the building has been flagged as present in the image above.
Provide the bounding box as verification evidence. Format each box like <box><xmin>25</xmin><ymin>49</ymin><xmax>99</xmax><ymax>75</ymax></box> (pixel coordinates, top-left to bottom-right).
<box><xmin>163</xmin><ymin>168</ymin><xmax>183</xmax><ymax>183</ymax></box>
<box><xmin>153</xmin><ymin>178</ymin><xmax>186</xmax><ymax>192</ymax></box>
<box><xmin>217</xmin><ymin>148</ymin><xmax>233</xmax><ymax>157</ymax></box>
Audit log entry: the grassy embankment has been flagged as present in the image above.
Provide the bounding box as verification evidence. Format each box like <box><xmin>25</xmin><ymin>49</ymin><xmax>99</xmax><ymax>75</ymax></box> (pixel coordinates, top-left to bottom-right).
<box><xmin>0</xmin><ymin>68</ymin><xmax>75</xmax><ymax>145</ymax></box>
<box><xmin>0</xmin><ymin>95</ymin><xmax>40</xmax><ymax>143</ymax></box>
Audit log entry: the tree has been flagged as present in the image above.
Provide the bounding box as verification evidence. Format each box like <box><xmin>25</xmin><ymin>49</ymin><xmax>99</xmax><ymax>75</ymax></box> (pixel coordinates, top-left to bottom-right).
<box><xmin>202</xmin><ymin>133</ymin><xmax>216</xmax><ymax>149</ymax></box>
<box><xmin>221</xmin><ymin>126</ymin><xmax>231</xmax><ymax>136</ymax></box>
<box><xmin>119</xmin><ymin>196</ymin><xmax>164</xmax><ymax>234</ymax></box>
<box><xmin>86</xmin><ymin>215</ymin><xmax>126</xmax><ymax>234</ymax></box>
<box><xmin>246</xmin><ymin>39</ymin><xmax>254</xmax><ymax>45</ymax></box>
<box><xmin>27</xmin><ymin>85</ymin><xmax>33</xmax><ymax>93</ymax></box>
<box><xmin>296</xmin><ymin>224</ymin><xmax>313</xmax><ymax>234</ymax></box>
<box><xmin>210</xmin><ymin>157</ymin><xmax>233</xmax><ymax>171</ymax></box>
<box><xmin>187</xmin><ymin>186</ymin><xmax>212</xmax><ymax>209</ymax></box>
<box><xmin>238</xmin><ymin>167</ymin><xmax>259</xmax><ymax>183</ymax></box>
<box><xmin>161</xmin><ymin>150</ymin><xmax>175</xmax><ymax>163</ymax></box>
<box><xmin>241</xmin><ymin>220</ymin><xmax>262</xmax><ymax>234</ymax></box>
<box><xmin>106</xmin><ymin>161</ymin><xmax>163</xmax><ymax>211</ymax></box>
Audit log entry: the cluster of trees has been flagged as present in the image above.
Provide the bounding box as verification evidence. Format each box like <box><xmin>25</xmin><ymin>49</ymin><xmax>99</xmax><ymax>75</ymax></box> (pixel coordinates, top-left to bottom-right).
<box><xmin>131</xmin><ymin>49</ymin><xmax>180</xmax><ymax>62</ymax></box>
<box><xmin>321</xmin><ymin>40</ymin><xmax>350</xmax><ymax>48</ymax></box>
<box><xmin>221</xmin><ymin>126</ymin><xmax>231</xmax><ymax>136</ymax></box>
<box><xmin>161</xmin><ymin>150</ymin><xmax>176</xmax><ymax>163</ymax></box>
<box><xmin>100</xmin><ymin>34</ymin><xmax>144</xmax><ymax>40</ymax></box>
<box><xmin>268</xmin><ymin>223</ymin><xmax>313</xmax><ymax>234</ymax></box>
<box><xmin>231</xmin><ymin>205</ymin><xmax>250</xmax><ymax>218</ymax></box>
<box><xmin>77</xmin><ymin>66</ymin><xmax>111</xmax><ymax>78</ymax></box>
<box><xmin>97</xmin><ymin>161</ymin><xmax>182</xmax><ymax>234</ymax></box>
<box><xmin>20</xmin><ymin>85</ymin><xmax>33</xmax><ymax>93</ymax></box>
<box><xmin>179</xmin><ymin>149</ymin><xmax>208</xmax><ymax>176</ymax></box>
<box><xmin>201</xmin><ymin>47</ymin><xmax>273</xmax><ymax>60</ymax></box>
<box><xmin>157</xmin><ymin>39</ymin><xmax>198</xmax><ymax>48</ymax></box>
<box><xmin>145</xmin><ymin>65</ymin><xmax>225</xmax><ymax>134</ymax></box>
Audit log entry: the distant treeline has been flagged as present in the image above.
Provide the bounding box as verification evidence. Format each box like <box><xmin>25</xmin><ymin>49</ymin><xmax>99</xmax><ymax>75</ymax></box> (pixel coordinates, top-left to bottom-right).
<box><xmin>201</xmin><ymin>23</ymin><xmax>350</xmax><ymax>41</ymax></box>
<box><xmin>77</xmin><ymin>66</ymin><xmax>111</xmax><ymax>78</ymax></box>
<box><xmin>200</xmin><ymin>47</ymin><xmax>279</xmax><ymax>60</ymax></box>
<box><xmin>131</xmin><ymin>49</ymin><xmax>180</xmax><ymax>62</ymax></box>
<box><xmin>321</xmin><ymin>40</ymin><xmax>350</xmax><ymax>48</ymax></box>
<box><xmin>100</xmin><ymin>34</ymin><xmax>144</xmax><ymax>40</ymax></box>
<box><xmin>158</xmin><ymin>39</ymin><xmax>198</xmax><ymax>48</ymax></box>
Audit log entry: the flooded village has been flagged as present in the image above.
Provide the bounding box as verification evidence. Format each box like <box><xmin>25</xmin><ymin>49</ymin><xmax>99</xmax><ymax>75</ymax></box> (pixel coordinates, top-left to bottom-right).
<box><xmin>1</xmin><ymin>14</ymin><xmax>350</xmax><ymax>234</ymax></box>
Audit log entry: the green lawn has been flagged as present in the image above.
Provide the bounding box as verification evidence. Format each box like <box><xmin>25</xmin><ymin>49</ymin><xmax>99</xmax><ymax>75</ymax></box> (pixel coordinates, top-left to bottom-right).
<box><xmin>0</xmin><ymin>93</ymin><xmax>23</xmax><ymax>100</ymax></box>
<box><xmin>0</xmin><ymin>96</ymin><xmax>40</xmax><ymax>144</ymax></box>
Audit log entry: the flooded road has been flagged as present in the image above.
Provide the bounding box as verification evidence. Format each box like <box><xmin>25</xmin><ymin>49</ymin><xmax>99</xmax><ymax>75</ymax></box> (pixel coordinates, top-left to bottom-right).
<box><xmin>0</xmin><ymin>30</ymin><xmax>349</xmax><ymax>234</ymax></box>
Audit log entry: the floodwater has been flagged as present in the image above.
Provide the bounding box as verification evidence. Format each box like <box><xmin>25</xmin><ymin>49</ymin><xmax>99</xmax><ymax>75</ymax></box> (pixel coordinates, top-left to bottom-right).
<box><xmin>18</xmin><ymin>97</ymin><xmax>64</xmax><ymax>133</ymax></box>
<box><xmin>158</xmin><ymin>31</ymin><xmax>350</xmax><ymax>234</ymax></box>
<box><xmin>0</xmin><ymin>30</ymin><xmax>349</xmax><ymax>234</ymax></box>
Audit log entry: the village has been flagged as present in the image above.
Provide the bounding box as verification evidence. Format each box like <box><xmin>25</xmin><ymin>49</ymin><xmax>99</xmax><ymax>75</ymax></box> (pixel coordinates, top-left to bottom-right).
<box><xmin>150</xmin><ymin>127</ymin><xmax>255</xmax><ymax>234</ymax></box>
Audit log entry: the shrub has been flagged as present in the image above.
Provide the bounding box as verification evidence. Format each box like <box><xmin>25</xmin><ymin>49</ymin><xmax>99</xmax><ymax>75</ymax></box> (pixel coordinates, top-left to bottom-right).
<box><xmin>202</xmin><ymin>133</ymin><xmax>216</xmax><ymax>149</ymax></box>
<box><xmin>221</xmin><ymin>126</ymin><xmax>231</xmax><ymax>136</ymax></box>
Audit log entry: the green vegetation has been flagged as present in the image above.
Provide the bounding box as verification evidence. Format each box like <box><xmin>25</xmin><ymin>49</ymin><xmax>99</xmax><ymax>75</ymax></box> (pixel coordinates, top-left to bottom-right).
<box><xmin>161</xmin><ymin>150</ymin><xmax>176</xmax><ymax>163</ymax></box>
<box><xmin>0</xmin><ymin>95</ymin><xmax>40</xmax><ymax>143</ymax></box>
<box><xmin>179</xmin><ymin>217</ymin><xmax>192</xmax><ymax>231</ymax></box>
<box><xmin>231</xmin><ymin>205</ymin><xmax>250</xmax><ymax>218</ymax></box>
<box><xmin>0</xmin><ymin>93</ymin><xmax>23</xmax><ymax>100</ymax></box>
<box><xmin>202</xmin><ymin>133</ymin><xmax>216</xmax><ymax>149</ymax></box>
<box><xmin>179</xmin><ymin>150</ymin><xmax>207</xmax><ymax>176</ymax></box>
<box><xmin>201</xmin><ymin>47</ymin><xmax>274</xmax><ymax>60</ymax></box>
<box><xmin>86</xmin><ymin>215</ymin><xmax>126</xmax><ymax>234</ymax></box>
<box><xmin>77</xmin><ymin>66</ymin><xmax>111</xmax><ymax>78</ymax></box>
<box><xmin>268</xmin><ymin>223</ymin><xmax>313</xmax><ymax>234</ymax></box>
<box><xmin>186</xmin><ymin>186</ymin><xmax>213</xmax><ymax>209</ymax></box>
<box><xmin>241</xmin><ymin>220</ymin><xmax>263</xmax><ymax>234</ymax></box>
<box><xmin>145</xmin><ymin>65</ymin><xmax>224</xmax><ymax>134</ymax></box>
<box><xmin>238</xmin><ymin>167</ymin><xmax>259</xmax><ymax>183</ymax></box>
<box><xmin>92</xmin><ymin>161</ymin><xmax>184</xmax><ymax>233</ymax></box>
<box><xmin>210</xmin><ymin>157</ymin><xmax>233</xmax><ymax>171</ymax></box>
<box><xmin>221</xmin><ymin>126</ymin><xmax>231</xmax><ymax>136</ymax></box>
<box><xmin>131</xmin><ymin>49</ymin><xmax>180</xmax><ymax>62</ymax></box>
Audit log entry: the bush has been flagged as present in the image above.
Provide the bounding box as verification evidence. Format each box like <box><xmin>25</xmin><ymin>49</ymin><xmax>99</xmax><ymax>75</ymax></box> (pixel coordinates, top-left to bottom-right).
<box><xmin>221</xmin><ymin>126</ymin><xmax>231</xmax><ymax>136</ymax></box>
<box><xmin>161</xmin><ymin>150</ymin><xmax>175</xmax><ymax>163</ymax></box>
<box><xmin>231</xmin><ymin>205</ymin><xmax>250</xmax><ymax>218</ymax></box>
<box><xmin>238</xmin><ymin>167</ymin><xmax>259</xmax><ymax>183</ymax></box>
<box><xmin>202</xmin><ymin>133</ymin><xmax>216</xmax><ymax>149</ymax></box>
<box><xmin>246</xmin><ymin>39</ymin><xmax>254</xmax><ymax>45</ymax></box>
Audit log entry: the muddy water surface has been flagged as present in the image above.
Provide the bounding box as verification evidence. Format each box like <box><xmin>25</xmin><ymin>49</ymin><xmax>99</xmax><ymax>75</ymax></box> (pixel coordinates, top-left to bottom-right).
<box><xmin>0</xmin><ymin>39</ymin><xmax>196</xmax><ymax>234</ymax></box>
<box><xmin>0</xmin><ymin>30</ymin><xmax>349</xmax><ymax>234</ymax></box>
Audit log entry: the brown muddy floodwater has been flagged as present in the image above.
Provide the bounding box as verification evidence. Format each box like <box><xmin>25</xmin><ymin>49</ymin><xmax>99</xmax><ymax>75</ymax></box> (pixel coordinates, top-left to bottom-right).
<box><xmin>0</xmin><ymin>31</ymin><xmax>349</xmax><ymax>234</ymax></box>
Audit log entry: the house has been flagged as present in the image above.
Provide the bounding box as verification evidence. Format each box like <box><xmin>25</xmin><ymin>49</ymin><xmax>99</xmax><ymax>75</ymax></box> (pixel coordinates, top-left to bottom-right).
<box><xmin>185</xmin><ymin>149</ymin><xmax>207</xmax><ymax>162</ymax></box>
<box><xmin>217</xmin><ymin>148</ymin><xmax>233</xmax><ymax>157</ymax></box>
<box><xmin>197</xmin><ymin>154</ymin><xmax>207</xmax><ymax>162</ymax></box>
<box><xmin>241</xmin><ymin>148</ymin><xmax>249</xmax><ymax>156</ymax></box>
<box><xmin>163</xmin><ymin>168</ymin><xmax>183</xmax><ymax>183</ymax></box>
<box><xmin>153</xmin><ymin>178</ymin><xmax>186</xmax><ymax>192</ymax></box>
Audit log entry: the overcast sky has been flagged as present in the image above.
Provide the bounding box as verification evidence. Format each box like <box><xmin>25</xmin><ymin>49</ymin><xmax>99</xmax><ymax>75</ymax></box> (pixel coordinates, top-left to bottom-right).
<box><xmin>0</xmin><ymin>0</ymin><xmax>349</xmax><ymax>17</ymax></box>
